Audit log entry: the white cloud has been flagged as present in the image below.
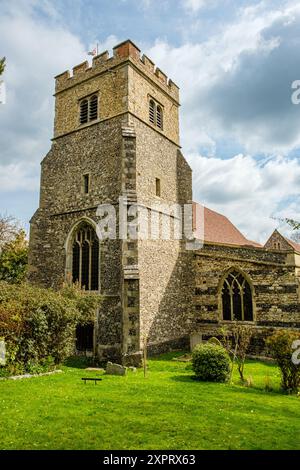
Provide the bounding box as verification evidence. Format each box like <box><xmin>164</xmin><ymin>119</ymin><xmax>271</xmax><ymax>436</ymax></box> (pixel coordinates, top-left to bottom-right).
<box><xmin>1</xmin><ymin>0</ymin><xmax>300</xmax><ymax>242</ymax></box>
<box><xmin>0</xmin><ymin>163</ymin><xmax>39</xmax><ymax>192</ymax></box>
<box><xmin>0</xmin><ymin>1</ymin><xmax>86</xmax><ymax>186</ymax></box>
<box><xmin>189</xmin><ymin>153</ymin><xmax>300</xmax><ymax>242</ymax></box>
<box><xmin>146</xmin><ymin>1</ymin><xmax>300</xmax><ymax>155</ymax></box>
<box><xmin>182</xmin><ymin>0</ymin><xmax>208</xmax><ymax>11</ymax></box>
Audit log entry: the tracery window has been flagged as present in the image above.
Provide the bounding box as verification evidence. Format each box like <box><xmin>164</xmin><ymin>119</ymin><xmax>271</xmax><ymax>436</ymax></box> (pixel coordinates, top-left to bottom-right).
<box><xmin>221</xmin><ymin>270</ymin><xmax>253</xmax><ymax>321</ymax></box>
<box><xmin>72</xmin><ymin>223</ymin><xmax>99</xmax><ymax>291</ymax></box>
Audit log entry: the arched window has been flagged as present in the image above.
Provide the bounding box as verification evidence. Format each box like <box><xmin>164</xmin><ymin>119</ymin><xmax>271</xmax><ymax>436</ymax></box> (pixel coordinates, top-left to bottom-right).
<box><xmin>156</xmin><ymin>105</ymin><xmax>163</xmax><ymax>129</ymax></box>
<box><xmin>79</xmin><ymin>95</ymin><xmax>98</xmax><ymax>125</ymax></box>
<box><xmin>72</xmin><ymin>223</ymin><xmax>99</xmax><ymax>291</ymax></box>
<box><xmin>89</xmin><ymin>95</ymin><xmax>98</xmax><ymax>121</ymax></box>
<box><xmin>221</xmin><ymin>270</ymin><xmax>253</xmax><ymax>321</ymax></box>
<box><xmin>149</xmin><ymin>99</ymin><xmax>155</xmax><ymax>124</ymax></box>
<box><xmin>80</xmin><ymin>99</ymin><xmax>88</xmax><ymax>124</ymax></box>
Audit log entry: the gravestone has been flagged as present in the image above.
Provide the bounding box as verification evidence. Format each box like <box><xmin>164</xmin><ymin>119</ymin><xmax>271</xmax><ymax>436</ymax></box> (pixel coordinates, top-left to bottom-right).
<box><xmin>190</xmin><ymin>333</ymin><xmax>202</xmax><ymax>352</ymax></box>
<box><xmin>106</xmin><ymin>362</ymin><xmax>127</xmax><ymax>376</ymax></box>
<box><xmin>0</xmin><ymin>340</ymin><xmax>6</xmax><ymax>366</ymax></box>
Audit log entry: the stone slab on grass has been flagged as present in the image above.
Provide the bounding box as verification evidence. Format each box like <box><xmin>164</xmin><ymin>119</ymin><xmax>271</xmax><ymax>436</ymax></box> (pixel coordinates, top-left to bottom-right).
<box><xmin>85</xmin><ymin>367</ymin><xmax>105</xmax><ymax>372</ymax></box>
<box><xmin>106</xmin><ymin>362</ymin><xmax>127</xmax><ymax>376</ymax></box>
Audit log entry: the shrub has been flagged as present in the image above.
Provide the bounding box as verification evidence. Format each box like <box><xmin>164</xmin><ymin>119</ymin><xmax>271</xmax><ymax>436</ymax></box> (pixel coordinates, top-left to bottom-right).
<box><xmin>0</xmin><ymin>281</ymin><xmax>100</xmax><ymax>375</ymax></box>
<box><xmin>266</xmin><ymin>330</ymin><xmax>300</xmax><ymax>393</ymax></box>
<box><xmin>192</xmin><ymin>343</ymin><xmax>231</xmax><ymax>382</ymax></box>
<box><xmin>0</xmin><ymin>228</ymin><xmax>28</xmax><ymax>284</ymax></box>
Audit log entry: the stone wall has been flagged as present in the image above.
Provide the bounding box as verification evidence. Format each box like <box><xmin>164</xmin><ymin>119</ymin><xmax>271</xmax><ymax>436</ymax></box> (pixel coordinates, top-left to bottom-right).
<box><xmin>192</xmin><ymin>243</ymin><xmax>300</xmax><ymax>354</ymax></box>
<box><xmin>28</xmin><ymin>115</ymin><xmax>125</xmax><ymax>363</ymax></box>
<box><xmin>54</xmin><ymin>40</ymin><xmax>179</xmax><ymax>145</ymax></box>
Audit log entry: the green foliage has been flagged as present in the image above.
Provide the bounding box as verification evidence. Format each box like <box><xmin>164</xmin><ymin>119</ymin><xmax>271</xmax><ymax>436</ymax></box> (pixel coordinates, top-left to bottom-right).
<box><xmin>0</xmin><ymin>230</ymin><xmax>28</xmax><ymax>283</ymax></box>
<box><xmin>0</xmin><ymin>57</ymin><xmax>5</xmax><ymax>76</ymax></box>
<box><xmin>207</xmin><ymin>336</ymin><xmax>222</xmax><ymax>346</ymax></box>
<box><xmin>192</xmin><ymin>343</ymin><xmax>231</xmax><ymax>382</ymax></box>
<box><xmin>0</xmin><ymin>282</ymin><xmax>101</xmax><ymax>375</ymax></box>
<box><xmin>266</xmin><ymin>330</ymin><xmax>300</xmax><ymax>393</ymax></box>
<box><xmin>60</xmin><ymin>282</ymin><xmax>99</xmax><ymax>325</ymax></box>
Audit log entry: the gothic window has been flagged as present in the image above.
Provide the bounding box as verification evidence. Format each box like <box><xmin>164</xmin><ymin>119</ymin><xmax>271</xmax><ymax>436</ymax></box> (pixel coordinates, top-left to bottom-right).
<box><xmin>79</xmin><ymin>95</ymin><xmax>98</xmax><ymax>125</ymax></box>
<box><xmin>221</xmin><ymin>270</ymin><xmax>253</xmax><ymax>321</ymax></box>
<box><xmin>72</xmin><ymin>223</ymin><xmax>99</xmax><ymax>291</ymax></box>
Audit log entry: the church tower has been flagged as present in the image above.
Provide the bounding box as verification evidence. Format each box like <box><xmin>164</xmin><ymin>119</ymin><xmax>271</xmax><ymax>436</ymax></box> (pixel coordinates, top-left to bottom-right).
<box><xmin>29</xmin><ymin>40</ymin><xmax>193</xmax><ymax>365</ymax></box>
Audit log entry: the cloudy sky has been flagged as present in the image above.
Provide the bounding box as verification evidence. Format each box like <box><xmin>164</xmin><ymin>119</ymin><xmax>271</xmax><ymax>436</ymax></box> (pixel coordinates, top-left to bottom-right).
<box><xmin>0</xmin><ymin>0</ymin><xmax>300</xmax><ymax>243</ymax></box>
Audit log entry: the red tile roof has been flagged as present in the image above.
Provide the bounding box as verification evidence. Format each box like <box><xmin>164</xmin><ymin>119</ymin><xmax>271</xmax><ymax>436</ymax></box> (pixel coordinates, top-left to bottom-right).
<box><xmin>286</xmin><ymin>238</ymin><xmax>300</xmax><ymax>253</ymax></box>
<box><xmin>193</xmin><ymin>203</ymin><xmax>261</xmax><ymax>248</ymax></box>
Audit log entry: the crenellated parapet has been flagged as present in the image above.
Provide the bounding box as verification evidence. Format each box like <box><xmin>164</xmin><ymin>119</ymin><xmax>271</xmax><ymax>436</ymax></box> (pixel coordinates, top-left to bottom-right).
<box><xmin>54</xmin><ymin>39</ymin><xmax>179</xmax><ymax>102</ymax></box>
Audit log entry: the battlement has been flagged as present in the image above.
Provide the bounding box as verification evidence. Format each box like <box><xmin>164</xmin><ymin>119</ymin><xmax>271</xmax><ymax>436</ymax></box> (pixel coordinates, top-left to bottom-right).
<box><xmin>54</xmin><ymin>39</ymin><xmax>179</xmax><ymax>102</ymax></box>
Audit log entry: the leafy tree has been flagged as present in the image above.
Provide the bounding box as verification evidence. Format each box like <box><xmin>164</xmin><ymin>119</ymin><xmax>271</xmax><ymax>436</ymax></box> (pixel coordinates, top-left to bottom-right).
<box><xmin>0</xmin><ymin>57</ymin><xmax>5</xmax><ymax>76</ymax></box>
<box><xmin>0</xmin><ymin>214</ymin><xmax>20</xmax><ymax>250</ymax></box>
<box><xmin>0</xmin><ymin>282</ymin><xmax>101</xmax><ymax>375</ymax></box>
<box><xmin>266</xmin><ymin>330</ymin><xmax>300</xmax><ymax>393</ymax></box>
<box><xmin>0</xmin><ymin>230</ymin><xmax>28</xmax><ymax>283</ymax></box>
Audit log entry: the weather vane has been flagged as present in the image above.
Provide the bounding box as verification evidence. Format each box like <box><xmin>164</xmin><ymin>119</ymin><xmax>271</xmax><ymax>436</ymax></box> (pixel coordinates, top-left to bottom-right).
<box><xmin>88</xmin><ymin>43</ymin><xmax>99</xmax><ymax>57</ymax></box>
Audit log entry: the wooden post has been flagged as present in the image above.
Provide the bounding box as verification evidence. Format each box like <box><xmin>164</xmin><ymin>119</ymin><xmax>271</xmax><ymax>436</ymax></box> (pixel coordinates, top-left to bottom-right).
<box><xmin>143</xmin><ymin>336</ymin><xmax>147</xmax><ymax>378</ymax></box>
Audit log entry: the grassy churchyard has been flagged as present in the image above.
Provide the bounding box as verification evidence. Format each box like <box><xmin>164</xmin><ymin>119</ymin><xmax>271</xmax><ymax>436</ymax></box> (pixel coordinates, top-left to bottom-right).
<box><xmin>0</xmin><ymin>352</ymin><xmax>299</xmax><ymax>450</ymax></box>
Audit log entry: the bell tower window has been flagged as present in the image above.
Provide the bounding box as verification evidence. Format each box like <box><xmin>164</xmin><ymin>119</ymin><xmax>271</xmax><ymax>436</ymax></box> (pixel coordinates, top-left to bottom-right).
<box><xmin>149</xmin><ymin>98</ymin><xmax>163</xmax><ymax>130</ymax></box>
<box><xmin>79</xmin><ymin>95</ymin><xmax>98</xmax><ymax>125</ymax></box>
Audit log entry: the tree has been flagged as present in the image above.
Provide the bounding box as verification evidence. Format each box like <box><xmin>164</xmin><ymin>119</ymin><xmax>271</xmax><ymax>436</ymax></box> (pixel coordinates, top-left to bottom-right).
<box><xmin>0</xmin><ymin>216</ymin><xmax>28</xmax><ymax>283</ymax></box>
<box><xmin>232</xmin><ymin>324</ymin><xmax>253</xmax><ymax>382</ymax></box>
<box><xmin>0</xmin><ymin>57</ymin><xmax>5</xmax><ymax>76</ymax></box>
<box><xmin>285</xmin><ymin>218</ymin><xmax>300</xmax><ymax>242</ymax></box>
<box><xmin>266</xmin><ymin>330</ymin><xmax>300</xmax><ymax>393</ymax></box>
<box><xmin>220</xmin><ymin>324</ymin><xmax>253</xmax><ymax>383</ymax></box>
<box><xmin>0</xmin><ymin>230</ymin><xmax>28</xmax><ymax>283</ymax></box>
<box><xmin>0</xmin><ymin>214</ymin><xmax>20</xmax><ymax>250</ymax></box>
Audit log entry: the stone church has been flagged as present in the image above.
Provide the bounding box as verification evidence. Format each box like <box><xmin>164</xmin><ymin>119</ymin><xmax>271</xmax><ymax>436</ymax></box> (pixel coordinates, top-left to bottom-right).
<box><xmin>28</xmin><ymin>40</ymin><xmax>300</xmax><ymax>365</ymax></box>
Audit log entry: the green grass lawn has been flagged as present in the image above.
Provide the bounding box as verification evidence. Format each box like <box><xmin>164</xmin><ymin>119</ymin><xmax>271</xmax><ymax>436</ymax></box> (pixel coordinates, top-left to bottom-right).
<box><xmin>0</xmin><ymin>353</ymin><xmax>299</xmax><ymax>450</ymax></box>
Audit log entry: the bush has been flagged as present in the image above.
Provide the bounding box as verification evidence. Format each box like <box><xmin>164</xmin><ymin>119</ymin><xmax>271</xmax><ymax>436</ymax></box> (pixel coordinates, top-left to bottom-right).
<box><xmin>0</xmin><ymin>230</ymin><xmax>28</xmax><ymax>283</ymax></box>
<box><xmin>192</xmin><ymin>343</ymin><xmax>231</xmax><ymax>382</ymax></box>
<box><xmin>0</xmin><ymin>281</ymin><xmax>100</xmax><ymax>375</ymax></box>
<box><xmin>266</xmin><ymin>330</ymin><xmax>300</xmax><ymax>393</ymax></box>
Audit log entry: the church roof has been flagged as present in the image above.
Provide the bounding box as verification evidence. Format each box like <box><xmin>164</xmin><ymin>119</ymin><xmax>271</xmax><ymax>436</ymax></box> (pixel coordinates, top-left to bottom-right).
<box><xmin>193</xmin><ymin>203</ymin><xmax>262</xmax><ymax>248</ymax></box>
<box><xmin>286</xmin><ymin>238</ymin><xmax>300</xmax><ymax>252</ymax></box>
<box><xmin>264</xmin><ymin>229</ymin><xmax>300</xmax><ymax>253</ymax></box>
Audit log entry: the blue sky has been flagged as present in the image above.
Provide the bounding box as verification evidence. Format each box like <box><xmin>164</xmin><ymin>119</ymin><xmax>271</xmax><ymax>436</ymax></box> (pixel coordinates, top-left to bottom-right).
<box><xmin>0</xmin><ymin>0</ymin><xmax>300</xmax><ymax>242</ymax></box>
